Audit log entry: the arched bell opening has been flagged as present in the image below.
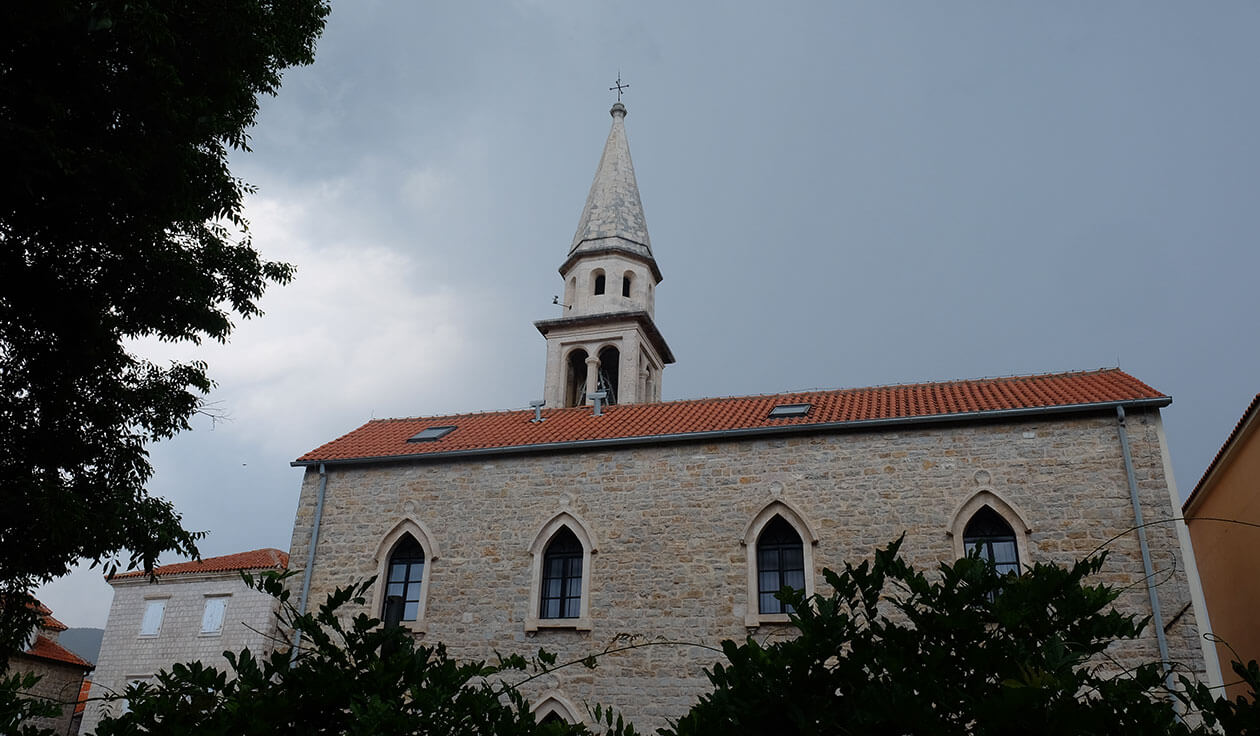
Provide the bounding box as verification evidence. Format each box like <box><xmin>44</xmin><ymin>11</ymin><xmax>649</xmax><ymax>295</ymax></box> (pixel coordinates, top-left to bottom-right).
<box><xmin>597</xmin><ymin>346</ymin><xmax>619</xmax><ymax>405</ymax></box>
<box><xmin>565</xmin><ymin>349</ymin><xmax>589</xmax><ymax>408</ymax></box>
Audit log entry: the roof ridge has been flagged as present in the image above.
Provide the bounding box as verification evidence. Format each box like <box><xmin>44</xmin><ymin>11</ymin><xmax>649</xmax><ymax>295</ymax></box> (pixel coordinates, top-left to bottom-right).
<box><xmin>366</xmin><ymin>367</ymin><xmax>1138</xmax><ymax>423</ymax></box>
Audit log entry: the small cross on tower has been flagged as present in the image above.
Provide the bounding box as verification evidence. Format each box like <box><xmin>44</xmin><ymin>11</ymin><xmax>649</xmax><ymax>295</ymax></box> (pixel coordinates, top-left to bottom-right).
<box><xmin>609</xmin><ymin>73</ymin><xmax>629</xmax><ymax>102</ymax></box>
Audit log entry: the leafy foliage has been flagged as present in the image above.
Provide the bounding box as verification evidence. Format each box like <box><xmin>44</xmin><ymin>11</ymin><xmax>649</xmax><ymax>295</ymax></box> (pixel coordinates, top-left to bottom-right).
<box><xmin>664</xmin><ymin>538</ymin><xmax>1259</xmax><ymax>736</ymax></box>
<box><xmin>95</xmin><ymin>572</ymin><xmax>638</xmax><ymax>736</ymax></box>
<box><xmin>0</xmin><ymin>673</ymin><xmax>60</xmax><ymax>736</ymax></box>
<box><xmin>0</xmin><ymin>0</ymin><xmax>330</xmax><ymax>606</ymax></box>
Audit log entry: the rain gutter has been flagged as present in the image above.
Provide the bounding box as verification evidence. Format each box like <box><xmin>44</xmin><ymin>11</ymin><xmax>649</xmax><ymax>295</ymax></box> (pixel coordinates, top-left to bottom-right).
<box><xmin>290</xmin><ymin>462</ymin><xmax>328</xmax><ymax>664</ymax></box>
<box><xmin>1115</xmin><ymin>407</ymin><xmax>1176</xmax><ymax>696</ymax></box>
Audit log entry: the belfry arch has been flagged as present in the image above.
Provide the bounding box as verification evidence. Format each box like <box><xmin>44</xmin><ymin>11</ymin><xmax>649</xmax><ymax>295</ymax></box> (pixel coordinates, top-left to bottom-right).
<box><xmin>565</xmin><ymin>349</ymin><xmax>589</xmax><ymax>408</ymax></box>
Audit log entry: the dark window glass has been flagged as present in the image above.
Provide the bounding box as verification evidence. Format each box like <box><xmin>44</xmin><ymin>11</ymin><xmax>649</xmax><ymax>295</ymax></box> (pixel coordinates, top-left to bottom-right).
<box><xmin>964</xmin><ymin>506</ymin><xmax>1020</xmax><ymax>577</ymax></box>
<box><xmin>385</xmin><ymin>535</ymin><xmax>425</xmax><ymax>621</ymax></box>
<box><xmin>540</xmin><ymin>527</ymin><xmax>583</xmax><ymax>619</ymax></box>
<box><xmin>539</xmin><ymin>712</ymin><xmax>565</xmax><ymax>726</ymax></box>
<box><xmin>757</xmin><ymin>516</ymin><xmax>805</xmax><ymax>614</ymax></box>
<box><xmin>593</xmin><ymin>273</ymin><xmax>606</xmax><ymax>295</ymax></box>
<box><xmin>622</xmin><ymin>275</ymin><xmax>632</xmax><ymax>297</ymax></box>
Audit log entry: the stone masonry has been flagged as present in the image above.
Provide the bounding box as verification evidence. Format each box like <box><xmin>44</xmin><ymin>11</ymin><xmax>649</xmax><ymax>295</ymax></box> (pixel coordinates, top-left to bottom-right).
<box><xmin>81</xmin><ymin>573</ymin><xmax>282</xmax><ymax>734</ymax></box>
<box><xmin>288</xmin><ymin>407</ymin><xmax>1204</xmax><ymax>732</ymax></box>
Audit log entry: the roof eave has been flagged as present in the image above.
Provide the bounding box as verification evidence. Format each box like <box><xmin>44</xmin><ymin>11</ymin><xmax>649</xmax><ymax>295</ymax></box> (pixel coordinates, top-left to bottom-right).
<box><xmin>293</xmin><ymin>396</ymin><xmax>1170</xmax><ymax>468</ymax></box>
<box><xmin>560</xmin><ymin>239</ymin><xmax>662</xmax><ymax>282</ymax></box>
<box><xmin>534</xmin><ymin>310</ymin><xmax>675</xmax><ymax>363</ymax></box>
<box><xmin>1183</xmin><ymin>394</ymin><xmax>1260</xmax><ymax>513</ymax></box>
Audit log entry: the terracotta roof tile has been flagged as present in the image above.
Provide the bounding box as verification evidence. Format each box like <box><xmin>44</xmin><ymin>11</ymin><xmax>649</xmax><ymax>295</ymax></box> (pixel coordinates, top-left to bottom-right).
<box><xmin>111</xmin><ymin>548</ymin><xmax>289</xmax><ymax>580</ymax></box>
<box><xmin>297</xmin><ymin>369</ymin><xmax>1167</xmax><ymax>465</ymax></box>
<box><xmin>1184</xmin><ymin>392</ymin><xmax>1260</xmax><ymax>512</ymax></box>
<box><xmin>30</xmin><ymin>601</ymin><xmax>68</xmax><ymax>632</ymax></box>
<box><xmin>24</xmin><ymin>634</ymin><xmax>92</xmax><ymax>668</ymax></box>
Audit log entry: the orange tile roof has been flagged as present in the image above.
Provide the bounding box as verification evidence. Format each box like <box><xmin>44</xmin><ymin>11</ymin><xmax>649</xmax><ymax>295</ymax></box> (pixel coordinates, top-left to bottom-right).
<box><xmin>75</xmin><ymin>679</ymin><xmax>93</xmax><ymax>714</ymax></box>
<box><xmin>296</xmin><ymin>369</ymin><xmax>1168</xmax><ymax>466</ymax></box>
<box><xmin>31</xmin><ymin>601</ymin><xmax>67</xmax><ymax>632</ymax></box>
<box><xmin>23</xmin><ymin>634</ymin><xmax>92</xmax><ymax>668</ymax></box>
<box><xmin>111</xmin><ymin>548</ymin><xmax>289</xmax><ymax>580</ymax></box>
<box><xmin>1184</xmin><ymin>392</ymin><xmax>1260</xmax><ymax>512</ymax></box>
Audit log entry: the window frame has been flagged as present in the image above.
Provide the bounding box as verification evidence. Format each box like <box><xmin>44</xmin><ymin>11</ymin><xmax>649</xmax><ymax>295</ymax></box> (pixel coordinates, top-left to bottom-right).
<box><xmin>947</xmin><ymin>489</ymin><xmax>1033</xmax><ymax>572</ymax></box>
<box><xmin>371</xmin><ymin>517</ymin><xmax>441</xmax><ymax>634</ymax></box>
<box><xmin>526</xmin><ymin>512</ymin><xmax>595</xmax><ymax>632</ymax></box>
<box><xmin>742</xmin><ymin>501</ymin><xmax>817</xmax><ymax>627</ymax></box>
<box><xmin>138</xmin><ymin>598</ymin><xmax>167</xmax><ymax>637</ymax></box>
<box><xmin>199</xmin><ymin>595</ymin><xmax>230</xmax><ymax>636</ymax></box>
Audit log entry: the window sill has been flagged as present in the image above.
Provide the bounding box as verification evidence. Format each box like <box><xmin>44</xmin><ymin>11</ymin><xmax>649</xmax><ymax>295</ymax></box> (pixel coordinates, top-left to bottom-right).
<box><xmin>524</xmin><ymin>617</ymin><xmax>592</xmax><ymax>633</ymax></box>
<box><xmin>744</xmin><ymin>612</ymin><xmax>792</xmax><ymax>628</ymax></box>
<box><xmin>401</xmin><ymin>620</ymin><xmax>429</xmax><ymax>635</ymax></box>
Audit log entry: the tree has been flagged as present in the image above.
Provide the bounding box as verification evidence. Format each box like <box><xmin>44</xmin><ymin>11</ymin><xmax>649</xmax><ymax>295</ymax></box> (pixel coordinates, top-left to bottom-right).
<box><xmin>0</xmin><ymin>0</ymin><xmax>330</xmax><ymax>654</ymax></box>
<box><xmin>663</xmin><ymin>539</ymin><xmax>1259</xmax><ymax>736</ymax></box>
<box><xmin>93</xmin><ymin>573</ymin><xmax>639</xmax><ymax>736</ymax></box>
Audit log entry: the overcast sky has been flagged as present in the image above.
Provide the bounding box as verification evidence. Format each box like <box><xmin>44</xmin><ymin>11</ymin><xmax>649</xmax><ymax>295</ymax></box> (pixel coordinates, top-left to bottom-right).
<box><xmin>38</xmin><ymin>1</ymin><xmax>1260</xmax><ymax>629</ymax></box>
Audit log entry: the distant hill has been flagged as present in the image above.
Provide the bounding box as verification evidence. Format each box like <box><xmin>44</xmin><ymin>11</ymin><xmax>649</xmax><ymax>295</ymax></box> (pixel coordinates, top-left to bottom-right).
<box><xmin>59</xmin><ymin>628</ymin><xmax>104</xmax><ymax>665</ymax></box>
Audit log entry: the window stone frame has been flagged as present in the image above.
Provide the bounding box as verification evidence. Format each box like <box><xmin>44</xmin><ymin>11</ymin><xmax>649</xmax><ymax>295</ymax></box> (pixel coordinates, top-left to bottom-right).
<box><xmin>947</xmin><ymin>489</ymin><xmax>1033</xmax><ymax>570</ymax></box>
<box><xmin>372</xmin><ymin>516</ymin><xmax>441</xmax><ymax>634</ymax></box>
<box><xmin>742</xmin><ymin>500</ymin><xmax>818</xmax><ymax>628</ymax></box>
<box><xmin>526</xmin><ymin>511</ymin><xmax>595</xmax><ymax>632</ymax></box>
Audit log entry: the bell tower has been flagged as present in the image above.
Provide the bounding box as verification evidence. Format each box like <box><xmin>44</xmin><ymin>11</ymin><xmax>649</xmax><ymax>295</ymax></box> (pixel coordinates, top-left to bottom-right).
<box><xmin>535</xmin><ymin>102</ymin><xmax>674</xmax><ymax>407</ymax></box>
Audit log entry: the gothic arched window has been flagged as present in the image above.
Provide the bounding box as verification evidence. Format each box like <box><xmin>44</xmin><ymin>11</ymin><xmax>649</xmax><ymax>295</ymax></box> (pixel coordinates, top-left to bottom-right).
<box><xmin>385</xmin><ymin>534</ymin><xmax>426</xmax><ymax>621</ymax></box>
<box><xmin>963</xmin><ymin>506</ymin><xmax>1020</xmax><ymax>577</ymax></box>
<box><xmin>593</xmin><ymin>270</ymin><xmax>606</xmax><ymax>295</ymax></box>
<box><xmin>757</xmin><ymin>516</ymin><xmax>805</xmax><ymax>614</ymax></box>
<box><xmin>621</xmin><ymin>272</ymin><xmax>632</xmax><ymax>298</ymax></box>
<box><xmin>540</xmin><ymin>527</ymin><xmax>583</xmax><ymax>619</ymax></box>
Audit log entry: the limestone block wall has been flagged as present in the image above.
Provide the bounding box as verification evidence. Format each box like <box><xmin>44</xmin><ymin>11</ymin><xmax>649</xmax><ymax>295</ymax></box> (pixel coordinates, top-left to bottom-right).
<box><xmin>80</xmin><ymin>574</ymin><xmax>281</xmax><ymax>734</ymax></box>
<box><xmin>11</xmin><ymin>653</ymin><xmax>87</xmax><ymax>734</ymax></box>
<box><xmin>288</xmin><ymin>407</ymin><xmax>1203</xmax><ymax>732</ymax></box>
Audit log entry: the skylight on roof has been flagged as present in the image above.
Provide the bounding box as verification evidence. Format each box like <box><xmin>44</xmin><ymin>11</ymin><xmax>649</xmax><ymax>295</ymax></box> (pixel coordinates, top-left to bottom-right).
<box><xmin>768</xmin><ymin>403</ymin><xmax>811</xmax><ymax>418</ymax></box>
<box><xmin>407</xmin><ymin>426</ymin><xmax>457</xmax><ymax>442</ymax></box>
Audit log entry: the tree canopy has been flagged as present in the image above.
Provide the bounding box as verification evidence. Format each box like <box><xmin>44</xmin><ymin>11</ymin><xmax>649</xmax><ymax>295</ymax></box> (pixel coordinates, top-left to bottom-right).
<box><xmin>91</xmin><ymin>574</ymin><xmax>638</xmax><ymax>736</ymax></box>
<box><xmin>664</xmin><ymin>538</ymin><xmax>1258</xmax><ymax>735</ymax></box>
<box><xmin>0</xmin><ymin>0</ymin><xmax>329</xmax><ymax>650</ymax></box>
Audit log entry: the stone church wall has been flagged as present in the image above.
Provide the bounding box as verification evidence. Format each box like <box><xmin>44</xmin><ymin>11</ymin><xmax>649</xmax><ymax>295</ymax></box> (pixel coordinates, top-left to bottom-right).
<box><xmin>288</xmin><ymin>407</ymin><xmax>1202</xmax><ymax>731</ymax></box>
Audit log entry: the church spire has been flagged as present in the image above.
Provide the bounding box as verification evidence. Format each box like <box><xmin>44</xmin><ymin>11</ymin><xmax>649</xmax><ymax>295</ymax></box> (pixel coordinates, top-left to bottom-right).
<box><xmin>564</xmin><ymin>103</ymin><xmax>660</xmax><ymax>281</ymax></box>
<box><xmin>536</xmin><ymin>100</ymin><xmax>674</xmax><ymax>409</ymax></box>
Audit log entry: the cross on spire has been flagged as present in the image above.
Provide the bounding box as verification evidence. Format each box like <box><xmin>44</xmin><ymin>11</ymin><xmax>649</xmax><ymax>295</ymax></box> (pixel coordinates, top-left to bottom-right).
<box><xmin>609</xmin><ymin>73</ymin><xmax>629</xmax><ymax>102</ymax></box>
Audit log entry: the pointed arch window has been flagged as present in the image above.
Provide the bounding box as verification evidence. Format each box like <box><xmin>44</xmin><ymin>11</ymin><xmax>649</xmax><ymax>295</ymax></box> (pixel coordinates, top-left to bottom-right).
<box><xmin>621</xmin><ymin>272</ymin><xmax>632</xmax><ymax>298</ymax></box>
<box><xmin>527</xmin><ymin>513</ymin><xmax>594</xmax><ymax>631</ymax></box>
<box><xmin>385</xmin><ymin>535</ymin><xmax>426</xmax><ymax>621</ymax></box>
<box><xmin>963</xmin><ymin>506</ymin><xmax>1020</xmax><ymax>576</ymax></box>
<box><xmin>541</xmin><ymin>527</ymin><xmax>583</xmax><ymax>619</ymax></box>
<box><xmin>757</xmin><ymin>516</ymin><xmax>806</xmax><ymax>614</ymax></box>
<box><xmin>593</xmin><ymin>270</ymin><xmax>606</xmax><ymax>295</ymax></box>
<box><xmin>372</xmin><ymin>518</ymin><xmax>440</xmax><ymax>633</ymax></box>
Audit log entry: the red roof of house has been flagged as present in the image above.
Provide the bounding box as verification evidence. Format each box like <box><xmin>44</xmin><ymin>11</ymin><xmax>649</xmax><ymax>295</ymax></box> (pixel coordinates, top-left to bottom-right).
<box><xmin>24</xmin><ymin>634</ymin><xmax>92</xmax><ymax>669</ymax></box>
<box><xmin>296</xmin><ymin>369</ymin><xmax>1168</xmax><ymax>465</ymax></box>
<box><xmin>75</xmin><ymin>679</ymin><xmax>93</xmax><ymax>714</ymax></box>
<box><xmin>1184</xmin><ymin>392</ymin><xmax>1260</xmax><ymax>512</ymax></box>
<box><xmin>111</xmin><ymin>548</ymin><xmax>289</xmax><ymax>580</ymax></box>
<box><xmin>32</xmin><ymin>602</ymin><xmax>67</xmax><ymax>632</ymax></box>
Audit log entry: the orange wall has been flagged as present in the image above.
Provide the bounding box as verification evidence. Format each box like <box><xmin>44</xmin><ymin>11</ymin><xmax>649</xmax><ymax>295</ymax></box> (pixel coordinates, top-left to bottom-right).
<box><xmin>1187</xmin><ymin>413</ymin><xmax>1260</xmax><ymax>701</ymax></box>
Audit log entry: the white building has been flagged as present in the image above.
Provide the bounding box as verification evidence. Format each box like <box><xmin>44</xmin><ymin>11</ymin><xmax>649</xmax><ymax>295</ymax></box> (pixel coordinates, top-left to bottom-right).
<box><xmin>80</xmin><ymin>548</ymin><xmax>288</xmax><ymax>734</ymax></box>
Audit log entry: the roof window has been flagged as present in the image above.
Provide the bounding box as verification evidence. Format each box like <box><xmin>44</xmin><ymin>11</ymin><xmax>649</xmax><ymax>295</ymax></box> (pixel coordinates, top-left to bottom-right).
<box><xmin>407</xmin><ymin>426</ymin><xmax>457</xmax><ymax>442</ymax></box>
<box><xmin>768</xmin><ymin>403</ymin><xmax>811</xmax><ymax>418</ymax></box>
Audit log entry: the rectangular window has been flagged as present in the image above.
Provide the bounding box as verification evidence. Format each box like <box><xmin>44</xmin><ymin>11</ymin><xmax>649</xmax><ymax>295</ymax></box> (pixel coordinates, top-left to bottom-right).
<box><xmin>201</xmin><ymin>597</ymin><xmax>228</xmax><ymax>634</ymax></box>
<box><xmin>139</xmin><ymin>600</ymin><xmax>166</xmax><ymax>636</ymax></box>
<box><xmin>768</xmin><ymin>403</ymin><xmax>811</xmax><ymax>418</ymax></box>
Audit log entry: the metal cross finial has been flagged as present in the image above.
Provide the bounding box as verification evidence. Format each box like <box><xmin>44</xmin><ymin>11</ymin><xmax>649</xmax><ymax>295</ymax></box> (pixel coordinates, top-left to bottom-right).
<box><xmin>609</xmin><ymin>73</ymin><xmax>629</xmax><ymax>102</ymax></box>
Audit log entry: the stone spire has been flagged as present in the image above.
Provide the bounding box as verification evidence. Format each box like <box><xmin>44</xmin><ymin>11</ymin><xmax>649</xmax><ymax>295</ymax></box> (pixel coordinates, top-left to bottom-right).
<box><xmin>536</xmin><ymin>102</ymin><xmax>673</xmax><ymax>409</ymax></box>
<box><xmin>565</xmin><ymin>103</ymin><xmax>659</xmax><ymax>278</ymax></box>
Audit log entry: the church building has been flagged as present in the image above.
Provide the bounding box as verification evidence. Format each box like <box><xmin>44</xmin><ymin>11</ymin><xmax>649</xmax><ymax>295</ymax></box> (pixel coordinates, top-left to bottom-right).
<box><xmin>287</xmin><ymin>102</ymin><xmax>1215</xmax><ymax>729</ymax></box>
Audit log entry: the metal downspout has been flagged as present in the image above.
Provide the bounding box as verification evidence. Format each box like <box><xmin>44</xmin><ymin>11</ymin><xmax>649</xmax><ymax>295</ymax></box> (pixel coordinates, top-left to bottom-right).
<box><xmin>1116</xmin><ymin>407</ymin><xmax>1175</xmax><ymax>694</ymax></box>
<box><xmin>291</xmin><ymin>462</ymin><xmax>328</xmax><ymax>663</ymax></box>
